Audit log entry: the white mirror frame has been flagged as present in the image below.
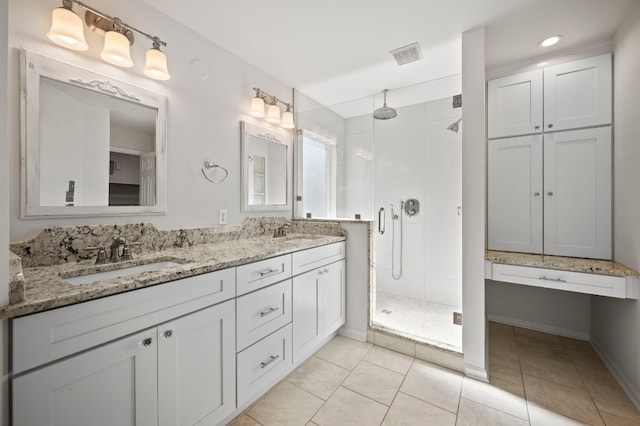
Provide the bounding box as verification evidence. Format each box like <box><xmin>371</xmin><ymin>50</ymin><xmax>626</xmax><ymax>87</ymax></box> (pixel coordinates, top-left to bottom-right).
<box><xmin>20</xmin><ymin>49</ymin><xmax>168</xmax><ymax>218</ymax></box>
<box><xmin>240</xmin><ymin>120</ymin><xmax>292</xmax><ymax>212</ymax></box>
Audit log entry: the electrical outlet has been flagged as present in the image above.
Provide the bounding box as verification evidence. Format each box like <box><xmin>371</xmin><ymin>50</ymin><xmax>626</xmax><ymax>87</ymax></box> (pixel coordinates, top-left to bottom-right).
<box><xmin>218</xmin><ymin>209</ymin><xmax>227</xmax><ymax>225</ymax></box>
<box><xmin>453</xmin><ymin>312</ymin><xmax>462</xmax><ymax>326</ymax></box>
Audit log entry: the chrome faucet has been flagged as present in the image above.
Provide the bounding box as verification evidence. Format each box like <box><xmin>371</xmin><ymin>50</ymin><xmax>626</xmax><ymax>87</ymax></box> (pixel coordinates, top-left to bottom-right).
<box><xmin>273</xmin><ymin>223</ymin><xmax>291</xmax><ymax>238</ymax></box>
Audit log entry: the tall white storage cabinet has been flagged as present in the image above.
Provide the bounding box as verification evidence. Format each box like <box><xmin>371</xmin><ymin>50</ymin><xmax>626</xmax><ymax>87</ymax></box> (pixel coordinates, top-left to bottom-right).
<box><xmin>487</xmin><ymin>53</ymin><xmax>612</xmax><ymax>259</ymax></box>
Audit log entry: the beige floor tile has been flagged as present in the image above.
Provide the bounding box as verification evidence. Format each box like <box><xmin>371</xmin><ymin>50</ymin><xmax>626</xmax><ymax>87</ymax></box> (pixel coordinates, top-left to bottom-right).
<box><xmin>600</xmin><ymin>410</ymin><xmax>640</xmax><ymax>426</ymax></box>
<box><xmin>312</xmin><ymin>386</ymin><xmax>388</xmax><ymax>426</ymax></box>
<box><xmin>519</xmin><ymin>351</ymin><xmax>584</xmax><ymax>389</ymax></box>
<box><xmin>527</xmin><ymin>402</ymin><xmax>587</xmax><ymax>426</ymax></box>
<box><xmin>561</xmin><ymin>337</ymin><xmax>609</xmax><ymax>370</ymax></box>
<box><xmin>342</xmin><ymin>360</ymin><xmax>404</xmax><ymax>406</ymax></box>
<box><xmin>399</xmin><ymin>359</ymin><xmax>462</xmax><ymax>413</ymax></box>
<box><xmin>523</xmin><ymin>374</ymin><xmax>603</xmax><ymax>426</ymax></box>
<box><xmin>228</xmin><ymin>414</ymin><xmax>262</xmax><ymax>426</ymax></box>
<box><xmin>247</xmin><ymin>381</ymin><xmax>324</xmax><ymax>426</ymax></box>
<box><xmin>364</xmin><ymin>345</ymin><xmax>414</xmax><ymax>375</ymax></box>
<box><xmin>285</xmin><ymin>356</ymin><xmax>350</xmax><ymax>400</ymax></box>
<box><xmin>489</xmin><ymin>322</ymin><xmax>516</xmax><ymax>339</ymax></box>
<box><xmin>382</xmin><ymin>392</ymin><xmax>456</xmax><ymax>426</ymax></box>
<box><xmin>374</xmin><ymin>332</ymin><xmax>416</xmax><ymax>357</ymax></box>
<box><xmin>489</xmin><ymin>352</ymin><xmax>523</xmax><ymax>386</ymax></box>
<box><xmin>314</xmin><ymin>335</ymin><xmax>372</xmax><ymax>370</ymax></box>
<box><xmin>584</xmin><ymin>380</ymin><xmax>640</xmax><ymax>423</ymax></box>
<box><xmin>578</xmin><ymin>366</ymin><xmax>621</xmax><ymax>390</ymax></box>
<box><xmin>489</xmin><ymin>375</ymin><xmax>526</xmax><ymax>399</ymax></box>
<box><xmin>456</xmin><ymin>398</ymin><xmax>529</xmax><ymax>426</ymax></box>
<box><xmin>461</xmin><ymin>377</ymin><xmax>529</xmax><ymax>420</ymax></box>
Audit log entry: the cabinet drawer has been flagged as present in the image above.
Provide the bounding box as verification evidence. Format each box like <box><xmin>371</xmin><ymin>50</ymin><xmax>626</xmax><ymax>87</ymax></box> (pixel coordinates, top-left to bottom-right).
<box><xmin>12</xmin><ymin>268</ymin><xmax>235</xmax><ymax>375</ymax></box>
<box><xmin>237</xmin><ymin>324</ymin><xmax>292</xmax><ymax>407</ymax></box>
<box><xmin>236</xmin><ymin>280</ymin><xmax>292</xmax><ymax>351</ymax></box>
<box><xmin>236</xmin><ymin>254</ymin><xmax>292</xmax><ymax>296</ymax></box>
<box><xmin>492</xmin><ymin>263</ymin><xmax>626</xmax><ymax>298</ymax></box>
<box><xmin>292</xmin><ymin>242</ymin><xmax>346</xmax><ymax>276</ymax></box>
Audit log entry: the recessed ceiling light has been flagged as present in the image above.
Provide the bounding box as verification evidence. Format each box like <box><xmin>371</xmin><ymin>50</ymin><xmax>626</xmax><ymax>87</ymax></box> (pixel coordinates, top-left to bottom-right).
<box><xmin>539</xmin><ymin>35</ymin><xmax>563</xmax><ymax>48</ymax></box>
<box><xmin>537</xmin><ymin>61</ymin><xmax>549</xmax><ymax>67</ymax></box>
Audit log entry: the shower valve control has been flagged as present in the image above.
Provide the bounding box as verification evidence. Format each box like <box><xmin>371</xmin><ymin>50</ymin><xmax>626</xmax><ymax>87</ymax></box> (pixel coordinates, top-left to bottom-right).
<box><xmin>404</xmin><ymin>199</ymin><xmax>420</xmax><ymax>217</ymax></box>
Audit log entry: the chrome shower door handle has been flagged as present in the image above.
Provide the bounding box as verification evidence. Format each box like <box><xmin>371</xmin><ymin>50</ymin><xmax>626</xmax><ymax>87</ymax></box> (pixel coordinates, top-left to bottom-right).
<box><xmin>378</xmin><ymin>207</ymin><xmax>385</xmax><ymax>234</ymax></box>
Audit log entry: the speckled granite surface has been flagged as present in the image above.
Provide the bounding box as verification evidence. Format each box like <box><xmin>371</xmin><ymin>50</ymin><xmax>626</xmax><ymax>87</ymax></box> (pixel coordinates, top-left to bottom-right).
<box><xmin>486</xmin><ymin>250</ymin><xmax>639</xmax><ymax>277</ymax></box>
<box><xmin>9</xmin><ymin>251</ymin><xmax>24</xmax><ymax>304</ymax></box>
<box><xmin>2</xmin><ymin>219</ymin><xmax>346</xmax><ymax>319</ymax></box>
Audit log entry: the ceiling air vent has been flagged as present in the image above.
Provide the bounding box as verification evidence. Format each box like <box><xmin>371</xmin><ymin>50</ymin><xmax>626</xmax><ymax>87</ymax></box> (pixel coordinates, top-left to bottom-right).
<box><xmin>390</xmin><ymin>42</ymin><xmax>423</xmax><ymax>66</ymax></box>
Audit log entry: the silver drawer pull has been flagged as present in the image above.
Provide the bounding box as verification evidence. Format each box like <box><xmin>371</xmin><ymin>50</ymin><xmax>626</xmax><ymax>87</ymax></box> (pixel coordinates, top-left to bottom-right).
<box><xmin>260</xmin><ymin>306</ymin><xmax>280</xmax><ymax>317</ymax></box>
<box><xmin>539</xmin><ymin>276</ymin><xmax>567</xmax><ymax>283</ymax></box>
<box><xmin>260</xmin><ymin>354</ymin><xmax>280</xmax><ymax>369</ymax></box>
<box><xmin>259</xmin><ymin>268</ymin><xmax>280</xmax><ymax>277</ymax></box>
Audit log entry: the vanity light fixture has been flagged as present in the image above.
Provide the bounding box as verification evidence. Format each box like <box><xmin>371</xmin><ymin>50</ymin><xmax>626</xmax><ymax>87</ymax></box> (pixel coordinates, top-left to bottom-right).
<box><xmin>538</xmin><ymin>35</ymin><xmax>563</xmax><ymax>48</ymax></box>
<box><xmin>47</xmin><ymin>0</ymin><xmax>170</xmax><ymax>80</ymax></box>
<box><xmin>250</xmin><ymin>87</ymin><xmax>294</xmax><ymax>129</ymax></box>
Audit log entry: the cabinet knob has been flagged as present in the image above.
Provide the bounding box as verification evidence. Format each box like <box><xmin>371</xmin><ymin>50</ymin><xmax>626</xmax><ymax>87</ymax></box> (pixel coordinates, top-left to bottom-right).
<box><xmin>324</xmin><ymin>268</ymin><xmax>329</xmax><ymax>274</ymax></box>
<box><xmin>533</xmin><ymin>192</ymin><xmax>540</xmax><ymax>196</ymax></box>
<box><xmin>163</xmin><ymin>330</ymin><xmax>173</xmax><ymax>339</ymax></box>
<box><xmin>547</xmin><ymin>191</ymin><xmax>554</xmax><ymax>196</ymax></box>
<box><xmin>318</xmin><ymin>270</ymin><xmax>323</xmax><ymax>276</ymax></box>
<box><xmin>142</xmin><ymin>338</ymin><xmax>153</xmax><ymax>347</ymax></box>
<box><xmin>534</xmin><ymin>125</ymin><xmax>540</xmax><ymax>130</ymax></box>
<box><xmin>548</xmin><ymin>124</ymin><xmax>554</xmax><ymax>128</ymax></box>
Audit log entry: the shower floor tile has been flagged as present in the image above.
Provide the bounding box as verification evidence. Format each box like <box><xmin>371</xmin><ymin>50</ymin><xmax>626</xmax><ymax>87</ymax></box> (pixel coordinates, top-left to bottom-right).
<box><xmin>374</xmin><ymin>292</ymin><xmax>462</xmax><ymax>352</ymax></box>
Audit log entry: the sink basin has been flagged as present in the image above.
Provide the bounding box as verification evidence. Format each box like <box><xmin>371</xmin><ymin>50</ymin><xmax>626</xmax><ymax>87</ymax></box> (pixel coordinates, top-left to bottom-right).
<box><xmin>65</xmin><ymin>261</ymin><xmax>183</xmax><ymax>285</ymax></box>
<box><xmin>278</xmin><ymin>235</ymin><xmax>323</xmax><ymax>241</ymax></box>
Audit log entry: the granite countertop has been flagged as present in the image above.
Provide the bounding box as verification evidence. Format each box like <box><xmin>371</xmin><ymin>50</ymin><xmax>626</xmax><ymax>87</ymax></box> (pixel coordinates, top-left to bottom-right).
<box><xmin>1</xmin><ymin>233</ymin><xmax>345</xmax><ymax>319</ymax></box>
<box><xmin>486</xmin><ymin>250</ymin><xmax>639</xmax><ymax>277</ymax></box>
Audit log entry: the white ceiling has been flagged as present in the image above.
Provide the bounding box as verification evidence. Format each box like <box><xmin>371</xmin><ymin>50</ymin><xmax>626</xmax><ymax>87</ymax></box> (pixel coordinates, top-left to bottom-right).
<box><xmin>143</xmin><ymin>0</ymin><xmax>636</xmax><ymax>110</ymax></box>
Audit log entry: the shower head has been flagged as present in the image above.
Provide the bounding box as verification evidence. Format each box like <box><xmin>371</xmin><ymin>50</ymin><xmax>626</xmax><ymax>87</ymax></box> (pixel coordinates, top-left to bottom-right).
<box><xmin>447</xmin><ymin>117</ymin><xmax>462</xmax><ymax>133</ymax></box>
<box><xmin>373</xmin><ymin>89</ymin><xmax>397</xmax><ymax>120</ymax></box>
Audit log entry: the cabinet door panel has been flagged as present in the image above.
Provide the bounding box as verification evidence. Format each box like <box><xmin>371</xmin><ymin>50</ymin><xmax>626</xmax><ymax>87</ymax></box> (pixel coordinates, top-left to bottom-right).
<box><xmin>158</xmin><ymin>300</ymin><xmax>236</xmax><ymax>426</ymax></box>
<box><xmin>323</xmin><ymin>260</ymin><xmax>346</xmax><ymax>334</ymax></box>
<box><xmin>544</xmin><ymin>128</ymin><xmax>611</xmax><ymax>259</ymax></box>
<box><xmin>544</xmin><ymin>54</ymin><xmax>611</xmax><ymax>131</ymax></box>
<box><xmin>292</xmin><ymin>270</ymin><xmax>322</xmax><ymax>364</ymax></box>
<box><xmin>12</xmin><ymin>329</ymin><xmax>158</xmax><ymax>426</ymax></box>
<box><xmin>488</xmin><ymin>70</ymin><xmax>543</xmax><ymax>138</ymax></box>
<box><xmin>488</xmin><ymin>135</ymin><xmax>543</xmax><ymax>253</ymax></box>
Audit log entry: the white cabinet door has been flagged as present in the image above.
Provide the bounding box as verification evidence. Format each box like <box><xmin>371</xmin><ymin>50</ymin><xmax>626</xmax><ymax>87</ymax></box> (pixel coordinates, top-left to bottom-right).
<box><xmin>323</xmin><ymin>260</ymin><xmax>346</xmax><ymax>334</ymax></box>
<box><xmin>488</xmin><ymin>135</ymin><xmax>543</xmax><ymax>253</ymax></box>
<box><xmin>488</xmin><ymin>70</ymin><xmax>543</xmax><ymax>138</ymax></box>
<box><xmin>292</xmin><ymin>269</ymin><xmax>322</xmax><ymax>364</ymax></box>
<box><xmin>158</xmin><ymin>300</ymin><xmax>236</xmax><ymax>426</ymax></box>
<box><xmin>544</xmin><ymin>54</ymin><xmax>611</xmax><ymax>131</ymax></box>
<box><xmin>12</xmin><ymin>329</ymin><xmax>158</xmax><ymax>426</ymax></box>
<box><xmin>544</xmin><ymin>128</ymin><xmax>611</xmax><ymax>259</ymax></box>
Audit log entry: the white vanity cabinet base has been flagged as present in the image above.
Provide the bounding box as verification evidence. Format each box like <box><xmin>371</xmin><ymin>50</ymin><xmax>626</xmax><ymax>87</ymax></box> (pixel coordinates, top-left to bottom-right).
<box><xmin>13</xmin><ymin>328</ymin><xmax>159</xmax><ymax>426</ymax></box>
<box><xmin>12</xmin><ymin>267</ymin><xmax>236</xmax><ymax>375</ymax></box>
<box><xmin>489</xmin><ymin>263</ymin><xmax>638</xmax><ymax>299</ymax></box>
<box><xmin>237</xmin><ymin>323</ymin><xmax>292</xmax><ymax>407</ymax></box>
<box><xmin>236</xmin><ymin>279</ymin><xmax>292</xmax><ymax>351</ymax></box>
<box><xmin>292</xmin><ymin>241</ymin><xmax>346</xmax><ymax>275</ymax></box>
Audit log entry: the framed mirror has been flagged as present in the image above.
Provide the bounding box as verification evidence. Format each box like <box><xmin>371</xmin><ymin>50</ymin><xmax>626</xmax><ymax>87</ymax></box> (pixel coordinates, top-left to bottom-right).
<box><xmin>241</xmin><ymin>121</ymin><xmax>291</xmax><ymax>212</ymax></box>
<box><xmin>20</xmin><ymin>49</ymin><xmax>167</xmax><ymax>218</ymax></box>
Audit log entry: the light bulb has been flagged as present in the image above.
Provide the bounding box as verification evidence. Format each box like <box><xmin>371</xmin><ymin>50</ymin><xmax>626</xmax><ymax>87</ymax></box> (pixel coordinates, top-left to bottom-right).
<box><xmin>47</xmin><ymin>7</ymin><xmax>88</xmax><ymax>51</ymax></box>
<box><xmin>144</xmin><ymin>47</ymin><xmax>171</xmax><ymax>80</ymax></box>
<box><xmin>101</xmin><ymin>31</ymin><xmax>133</xmax><ymax>67</ymax></box>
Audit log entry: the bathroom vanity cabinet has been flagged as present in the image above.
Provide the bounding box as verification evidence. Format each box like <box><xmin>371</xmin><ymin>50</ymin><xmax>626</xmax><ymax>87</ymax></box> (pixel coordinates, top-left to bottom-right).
<box><xmin>487</xmin><ymin>53</ymin><xmax>612</xmax><ymax>259</ymax></box>
<box><xmin>10</xmin><ymin>240</ymin><xmax>346</xmax><ymax>426</ymax></box>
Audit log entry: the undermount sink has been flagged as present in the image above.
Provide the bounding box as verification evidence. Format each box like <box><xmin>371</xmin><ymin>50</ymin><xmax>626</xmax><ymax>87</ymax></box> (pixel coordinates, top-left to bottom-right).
<box><xmin>279</xmin><ymin>234</ymin><xmax>323</xmax><ymax>241</ymax></box>
<box><xmin>64</xmin><ymin>261</ymin><xmax>183</xmax><ymax>285</ymax></box>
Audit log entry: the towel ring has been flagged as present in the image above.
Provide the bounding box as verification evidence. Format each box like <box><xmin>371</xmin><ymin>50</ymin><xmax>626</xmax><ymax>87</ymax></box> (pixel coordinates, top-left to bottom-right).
<box><xmin>201</xmin><ymin>161</ymin><xmax>229</xmax><ymax>184</ymax></box>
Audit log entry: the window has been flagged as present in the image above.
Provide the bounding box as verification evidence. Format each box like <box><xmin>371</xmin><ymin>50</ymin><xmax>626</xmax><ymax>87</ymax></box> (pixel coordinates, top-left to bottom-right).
<box><xmin>297</xmin><ymin>129</ymin><xmax>336</xmax><ymax>218</ymax></box>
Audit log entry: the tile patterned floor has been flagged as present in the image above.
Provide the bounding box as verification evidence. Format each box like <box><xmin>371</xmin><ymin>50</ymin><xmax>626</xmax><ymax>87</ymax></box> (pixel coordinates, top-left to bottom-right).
<box><xmin>231</xmin><ymin>323</ymin><xmax>640</xmax><ymax>426</ymax></box>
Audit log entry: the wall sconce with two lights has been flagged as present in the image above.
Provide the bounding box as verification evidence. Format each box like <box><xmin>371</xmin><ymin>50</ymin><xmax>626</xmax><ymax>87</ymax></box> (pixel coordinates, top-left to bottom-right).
<box><xmin>47</xmin><ymin>0</ymin><xmax>170</xmax><ymax>80</ymax></box>
<box><xmin>249</xmin><ymin>88</ymin><xmax>295</xmax><ymax>129</ymax></box>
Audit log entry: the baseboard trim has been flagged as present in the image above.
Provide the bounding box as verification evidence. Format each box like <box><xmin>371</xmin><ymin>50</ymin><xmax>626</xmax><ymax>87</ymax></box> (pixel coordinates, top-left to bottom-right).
<box><xmin>590</xmin><ymin>335</ymin><xmax>640</xmax><ymax>411</ymax></box>
<box><xmin>338</xmin><ymin>327</ymin><xmax>367</xmax><ymax>342</ymax></box>
<box><xmin>487</xmin><ymin>313</ymin><xmax>590</xmax><ymax>341</ymax></box>
<box><xmin>464</xmin><ymin>363</ymin><xmax>488</xmax><ymax>382</ymax></box>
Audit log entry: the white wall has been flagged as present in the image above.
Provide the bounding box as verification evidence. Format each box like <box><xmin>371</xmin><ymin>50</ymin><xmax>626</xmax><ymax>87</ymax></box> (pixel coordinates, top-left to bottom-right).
<box><xmin>592</xmin><ymin>1</ymin><xmax>640</xmax><ymax>408</ymax></box>
<box><xmin>369</xmin><ymin>97</ymin><xmax>462</xmax><ymax>308</ymax></box>
<box><xmin>341</xmin><ymin>113</ymin><xmax>374</xmax><ymax>219</ymax></box>
<box><xmin>8</xmin><ymin>0</ymin><xmax>294</xmax><ymax>241</ymax></box>
<box><xmin>110</xmin><ymin>125</ymin><xmax>154</xmax><ymax>153</ymax></box>
<box><xmin>1</xmin><ymin>0</ymin><xmax>9</xmax><ymax>421</ymax></box>
<box><xmin>461</xmin><ymin>27</ymin><xmax>487</xmax><ymax>380</ymax></box>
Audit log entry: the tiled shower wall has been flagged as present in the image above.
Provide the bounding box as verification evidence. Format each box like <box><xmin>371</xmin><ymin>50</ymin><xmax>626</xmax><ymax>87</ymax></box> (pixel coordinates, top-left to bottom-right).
<box><xmin>341</xmin><ymin>97</ymin><xmax>462</xmax><ymax>307</ymax></box>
